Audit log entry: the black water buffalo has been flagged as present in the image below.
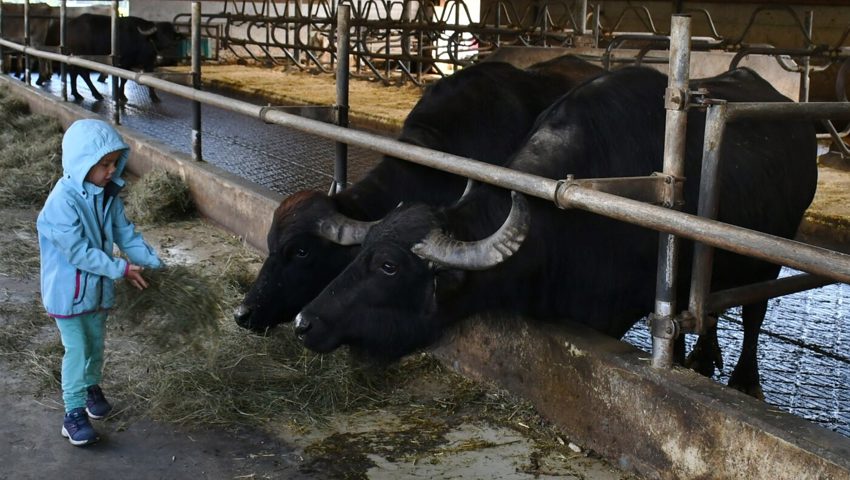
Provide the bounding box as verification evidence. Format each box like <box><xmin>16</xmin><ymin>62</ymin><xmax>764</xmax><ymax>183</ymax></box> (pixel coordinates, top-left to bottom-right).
<box><xmin>294</xmin><ymin>66</ymin><xmax>818</xmax><ymax>397</ymax></box>
<box><xmin>233</xmin><ymin>56</ymin><xmax>604</xmax><ymax>332</ymax></box>
<box><xmin>65</xmin><ymin>13</ymin><xmax>183</xmax><ymax>102</ymax></box>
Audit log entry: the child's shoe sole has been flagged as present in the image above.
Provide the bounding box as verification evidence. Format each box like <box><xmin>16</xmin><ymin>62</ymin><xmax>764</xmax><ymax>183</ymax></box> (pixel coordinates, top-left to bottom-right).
<box><xmin>61</xmin><ymin>426</ymin><xmax>99</xmax><ymax>446</ymax></box>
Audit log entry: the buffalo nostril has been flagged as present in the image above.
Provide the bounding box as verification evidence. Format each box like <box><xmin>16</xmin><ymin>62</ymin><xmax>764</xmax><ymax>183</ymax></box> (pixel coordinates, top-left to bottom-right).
<box><xmin>233</xmin><ymin>304</ymin><xmax>252</xmax><ymax>326</ymax></box>
<box><xmin>294</xmin><ymin>312</ymin><xmax>312</xmax><ymax>335</ymax></box>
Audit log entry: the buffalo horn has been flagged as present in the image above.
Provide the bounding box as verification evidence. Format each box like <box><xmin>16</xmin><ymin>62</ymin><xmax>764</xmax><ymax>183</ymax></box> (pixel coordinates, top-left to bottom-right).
<box><xmin>137</xmin><ymin>25</ymin><xmax>158</xmax><ymax>36</ymax></box>
<box><xmin>411</xmin><ymin>191</ymin><xmax>530</xmax><ymax>270</ymax></box>
<box><xmin>316</xmin><ymin>213</ymin><xmax>379</xmax><ymax>245</ymax></box>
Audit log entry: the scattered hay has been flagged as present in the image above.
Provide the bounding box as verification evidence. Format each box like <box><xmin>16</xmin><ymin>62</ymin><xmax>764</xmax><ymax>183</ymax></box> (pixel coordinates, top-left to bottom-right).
<box><xmin>115</xmin><ymin>329</ymin><xmax>451</xmax><ymax>427</ymax></box>
<box><xmin>125</xmin><ymin>169</ymin><xmax>194</xmax><ymax>225</ymax></box>
<box><xmin>0</xmin><ymin>300</ymin><xmax>61</xmax><ymax>392</ymax></box>
<box><xmin>0</xmin><ymin>219</ymin><xmax>39</xmax><ymax>278</ymax></box>
<box><xmin>0</xmin><ymin>86</ymin><xmax>64</xmax><ymax>207</ymax></box>
<box><xmin>112</xmin><ymin>264</ymin><xmax>223</xmax><ymax>349</ymax></box>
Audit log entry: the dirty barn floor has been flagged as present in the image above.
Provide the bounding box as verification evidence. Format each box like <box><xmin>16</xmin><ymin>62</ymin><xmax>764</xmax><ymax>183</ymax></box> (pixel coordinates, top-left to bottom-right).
<box><xmin>0</xmin><ymin>207</ymin><xmax>636</xmax><ymax>479</ymax></box>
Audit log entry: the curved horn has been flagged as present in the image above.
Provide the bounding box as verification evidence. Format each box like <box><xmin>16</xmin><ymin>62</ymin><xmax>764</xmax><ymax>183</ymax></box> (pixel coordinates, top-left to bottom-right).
<box><xmin>412</xmin><ymin>191</ymin><xmax>530</xmax><ymax>271</ymax></box>
<box><xmin>315</xmin><ymin>213</ymin><xmax>379</xmax><ymax>246</ymax></box>
<box><xmin>137</xmin><ymin>24</ymin><xmax>158</xmax><ymax>36</ymax></box>
<box><xmin>452</xmin><ymin>178</ymin><xmax>477</xmax><ymax>206</ymax></box>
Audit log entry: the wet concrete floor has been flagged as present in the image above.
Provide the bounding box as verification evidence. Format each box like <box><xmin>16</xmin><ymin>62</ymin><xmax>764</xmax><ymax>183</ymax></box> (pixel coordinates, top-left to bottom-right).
<box><xmin>14</xmin><ymin>71</ymin><xmax>850</xmax><ymax>439</ymax></box>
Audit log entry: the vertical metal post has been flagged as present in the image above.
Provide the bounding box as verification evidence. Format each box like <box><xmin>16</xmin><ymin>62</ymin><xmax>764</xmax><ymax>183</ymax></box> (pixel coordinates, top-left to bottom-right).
<box><xmin>329</xmin><ymin>4</ymin><xmax>336</xmax><ymax>71</ymax></box>
<box><xmin>23</xmin><ymin>0</ymin><xmax>30</xmax><ymax>84</ymax></box>
<box><xmin>355</xmin><ymin>0</ymin><xmax>363</xmax><ymax>73</ymax></box>
<box><xmin>577</xmin><ymin>0</ymin><xmax>587</xmax><ymax>35</ymax></box>
<box><xmin>265</xmin><ymin>0</ymin><xmax>271</xmax><ymax>66</ymax></box>
<box><xmin>384</xmin><ymin>0</ymin><xmax>390</xmax><ymax>78</ymax></box>
<box><xmin>799</xmin><ymin>11</ymin><xmax>813</xmax><ymax>102</ymax></box>
<box><xmin>192</xmin><ymin>1</ymin><xmax>203</xmax><ymax>161</ymax></box>
<box><xmin>592</xmin><ymin>3</ymin><xmax>601</xmax><ymax>48</ymax></box>
<box><xmin>651</xmin><ymin>14</ymin><xmax>691</xmax><ymax>369</ymax></box>
<box><xmin>111</xmin><ymin>0</ymin><xmax>119</xmax><ymax>124</ymax></box>
<box><xmin>286</xmin><ymin>0</ymin><xmax>301</xmax><ymax>65</ymax></box>
<box><xmin>688</xmin><ymin>102</ymin><xmax>727</xmax><ymax>333</ymax></box>
<box><xmin>0</xmin><ymin>0</ymin><xmax>5</xmax><ymax>75</ymax></box>
<box><xmin>333</xmin><ymin>4</ymin><xmax>350</xmax><ymax>193</ymax></box>
<box><xmin>60</xmin><ymin>0</ymin><xmax>67</xmax><ymax>101</ymax></box>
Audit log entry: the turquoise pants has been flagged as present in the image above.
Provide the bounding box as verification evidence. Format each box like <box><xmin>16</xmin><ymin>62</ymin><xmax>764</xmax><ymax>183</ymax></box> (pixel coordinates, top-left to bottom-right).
<box><xmin>54</xmin><ymin>311</ymin><xmax>107</xmax><ymax>413</ymax></box>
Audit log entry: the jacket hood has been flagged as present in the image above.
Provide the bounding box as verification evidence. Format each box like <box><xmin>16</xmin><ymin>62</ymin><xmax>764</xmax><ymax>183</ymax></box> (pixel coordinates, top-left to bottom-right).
<box><xmin>61</xmin><ymin>119</ymin><xmax>129</xmax><ymax>193</ymax></box>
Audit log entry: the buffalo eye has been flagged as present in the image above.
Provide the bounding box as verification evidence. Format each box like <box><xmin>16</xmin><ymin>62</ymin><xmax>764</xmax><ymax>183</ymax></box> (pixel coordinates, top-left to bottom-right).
<box><xmin>380</xmin><ymin>261</ymin><xmax>398</xmax><ymax>276</ymax></box>
<box><xmin>294</xmin><ymin>247</ymin><xmax>309</xmax><ymax>259</ymax></box>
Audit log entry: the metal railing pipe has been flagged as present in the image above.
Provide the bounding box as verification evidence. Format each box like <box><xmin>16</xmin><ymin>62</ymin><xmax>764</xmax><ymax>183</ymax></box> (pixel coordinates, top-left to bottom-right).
<box><xmin>577</xmin><ymin>0</ymin><xmax>587</xmax><ymax>35</ymax></box>
<box><xmin>23</xmin><ymin>0</ymin><xmax>29</xmax><ymax>84</ymax></box>
<box><xmin>800</xmin><ymin>11</ymin><xmax>813</xmax><ymax>102</ymax></box>
<box><xmin>688</xmin><ymin>101</ymin><xmax>726</xmax><ymax>334</ymax></box>
<box><xmin>333</xmin><ymin>4</ymin><xmax>350</xmax><ymax>192</ymax></box>
<box><xmin>652</xmin><ymin>14</ymin><xmax>691</xmax><ymax>369</ymax></box>
<box><xmin>192</xmin><ymin>1</ymin><xmax>203</xmax><ymax>161</ymax></box>
<box><xmin>60</xmin><ymin>0</ymin><xmax>66</xmax><ymax>101</ymax></box>
<box><xmin>111</xmin><ymin>0</ymin><xmax>119</xmax><ymax>124</ymax></box>
<box><xmin>557</xmin><ymin>185</ymin><xmax>850</xmax><ymax>284</ymax></box>
<box><xmin>706</xmin><ymin>273</ymin><xmax>834</xmax><ymax>314</ymax></box>
<box><xmin>0</xmin><ymin>0</ymin><xmax>4</xmax><ymax>75</ymax></box>
<box><xmin>726</xmin><ymin>102</ymin><xmax>850</xmax><ymax>121</ymax></box>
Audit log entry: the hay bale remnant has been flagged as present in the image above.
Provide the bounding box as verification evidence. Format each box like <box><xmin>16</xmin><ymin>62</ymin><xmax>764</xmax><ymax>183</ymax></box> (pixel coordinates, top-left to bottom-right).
<box><xmin>125</xmin><ymin>169</ymin><xmax>194</xmax><ymax>225</ymax></box>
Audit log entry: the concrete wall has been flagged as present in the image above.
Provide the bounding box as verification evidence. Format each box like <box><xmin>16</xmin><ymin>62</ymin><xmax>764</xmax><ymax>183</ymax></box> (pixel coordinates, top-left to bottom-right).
<box><xmin>4</xmin><ymin>73</ymin><xmax>850</xmax><ymax>479</ymax></box>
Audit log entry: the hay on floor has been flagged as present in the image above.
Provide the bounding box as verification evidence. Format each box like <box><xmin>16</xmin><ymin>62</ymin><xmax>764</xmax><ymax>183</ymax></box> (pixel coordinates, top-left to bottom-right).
<box><xmin>0</xmin><ymin>86</ymin><xmax>63</xmax><ymax>207</ymax></box>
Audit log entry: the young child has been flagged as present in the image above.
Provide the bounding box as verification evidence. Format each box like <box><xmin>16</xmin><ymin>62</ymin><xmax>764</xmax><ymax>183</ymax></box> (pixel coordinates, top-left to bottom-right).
<box><xmin>37</xmin><ymin>119</ymin><xmax>162</xmax><ymax>446</ymax></box>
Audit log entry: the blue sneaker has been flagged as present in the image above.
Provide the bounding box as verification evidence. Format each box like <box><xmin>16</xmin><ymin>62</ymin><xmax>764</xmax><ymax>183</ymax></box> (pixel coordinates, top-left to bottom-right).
<box><xmin>85</xmin><ymin>385</ymin><xmax>113</xmax><ymax>420</ymax></box>
<box><xmin>61</xmin><ymin>407</ymin><xmax>99</xmax><ymax>446</ymax></box>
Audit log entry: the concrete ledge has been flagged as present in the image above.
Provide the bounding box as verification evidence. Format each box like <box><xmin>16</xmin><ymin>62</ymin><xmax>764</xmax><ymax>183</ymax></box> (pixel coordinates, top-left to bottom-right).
<box><xmin>435</xmin><ymin>319</ymin><xmax>850</xmax><ymax>479</ymax></box>
<box><xmin>4</xmin><ymin>75</ymin><xmax>849</xmax><ymax>479</ymax></box>
<box><xmin>0</xmin><ymin>75</ymin><xmax>282</xmax><ymax>253</ymax></box>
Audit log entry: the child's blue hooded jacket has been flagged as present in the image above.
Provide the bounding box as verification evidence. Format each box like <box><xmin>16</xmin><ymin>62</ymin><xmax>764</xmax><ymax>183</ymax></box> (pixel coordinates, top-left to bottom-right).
<box><xmin>37</xmin><ymin>119</ymin><xmax>162</xmax><ymax>318</ymax></box>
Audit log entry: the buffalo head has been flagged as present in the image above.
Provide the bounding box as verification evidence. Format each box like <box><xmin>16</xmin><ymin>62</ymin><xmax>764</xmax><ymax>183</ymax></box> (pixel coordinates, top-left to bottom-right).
<box><xmin>234</xmin><ymin>191</ymin><xmax>378</xmax><ymax>332</ymax></box>
<box><xmin>294</xmin><ymin>191</ymin><xmax>529</xmax><ymax>359</ymax></box>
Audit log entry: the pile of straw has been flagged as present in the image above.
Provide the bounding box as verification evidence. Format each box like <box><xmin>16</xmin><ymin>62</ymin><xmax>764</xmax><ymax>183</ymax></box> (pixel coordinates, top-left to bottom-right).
<box><xmin>0</xmin><ymin>87</ymin><xmax>63</xmax><ymax>207</ymax></box>
<box><xmin>125</xmin><ymin>169</ymin><xmax>194</xmax><ymax>225</ymax></box>
<box><xmin>0</xmin><ymin>217</ymin><xmax>40</xmax><ymax>279</ymax></box>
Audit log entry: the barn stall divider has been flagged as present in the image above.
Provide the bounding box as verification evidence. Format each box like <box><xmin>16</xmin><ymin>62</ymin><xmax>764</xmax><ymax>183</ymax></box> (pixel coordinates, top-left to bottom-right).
<box><xmin>2</xmin><ymin>4</ymin><xmax>850</xmax><ymax>478</ymax></box>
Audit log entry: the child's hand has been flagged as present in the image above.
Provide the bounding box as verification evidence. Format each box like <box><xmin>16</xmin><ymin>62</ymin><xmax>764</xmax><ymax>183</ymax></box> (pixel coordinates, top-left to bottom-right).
<box><xmin>126</xmin><ymin>264</ymin><xmax>149</xmax><ymax>290</ymax></box>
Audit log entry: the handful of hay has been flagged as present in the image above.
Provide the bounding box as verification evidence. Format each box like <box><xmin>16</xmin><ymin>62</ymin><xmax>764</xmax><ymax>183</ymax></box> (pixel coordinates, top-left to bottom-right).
<box><xmin>113</xmin><ymin>264</ymin><xmax>223</xmax><ymax>349</ymax></box>
<box><xmin>125</xmin><ymin>169</ymin><xmax>194</xmax><ymax>225</ymax></box>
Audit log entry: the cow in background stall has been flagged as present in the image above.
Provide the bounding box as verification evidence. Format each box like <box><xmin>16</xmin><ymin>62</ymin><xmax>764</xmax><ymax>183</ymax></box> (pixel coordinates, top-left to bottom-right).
<box><xmin>294</xmin><ymin>67</ymin><xmax>818</xmax><ymax>399</ymax></box>
<box><xmin>232</xmin><ymin>56</ymin><xmax>604</xmax><ymax>333</ymax></box>
<box><xmin>64</xmin><ymin>13</ymin><xmax>183</xmax><ymax>102</ymax></box>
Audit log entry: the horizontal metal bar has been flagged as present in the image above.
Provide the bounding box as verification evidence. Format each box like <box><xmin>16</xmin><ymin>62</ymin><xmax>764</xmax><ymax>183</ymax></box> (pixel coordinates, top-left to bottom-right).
<box><xmin>726</xmin><ymin>102</ymin><xmax>850</xmax><ymax>121</ymax></box>
<box><xmin>561</xmin><ymin>175</ymin><xmax>670</xmax><ymax>205</ymax></box>
<box><xmin>557</xmin><ymin>185</ymin><xmax>850</xmax><ymax>284</ymax></box>
<box><xmin>706</xmin><ymin>273</ymin><xmax>834</xmax><ymax>313</ymax></box>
